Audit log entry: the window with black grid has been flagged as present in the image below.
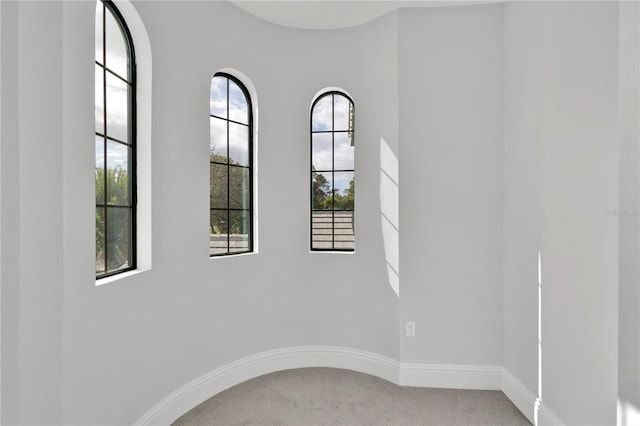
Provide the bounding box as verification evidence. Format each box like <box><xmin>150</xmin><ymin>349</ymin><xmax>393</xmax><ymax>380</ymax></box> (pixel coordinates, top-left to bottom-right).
<box><xmin>310</xmin><ymin>92</ymin><xmax>355</xmax><ymax>251</ymax></box>
<box><xmin>95</xmin><ymin>0</ymin><xmax>136</xmax><ymax>278</ymax></box>
<box><xmin>209</xmin><ymin>73</ymin><xmax>253</xmax><ymax>256</ymax></box>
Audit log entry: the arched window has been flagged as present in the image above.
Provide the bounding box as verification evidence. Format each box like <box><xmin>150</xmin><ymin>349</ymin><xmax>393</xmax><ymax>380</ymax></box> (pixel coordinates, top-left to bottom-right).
<box><xmin>209</xmin><ymin>73</ymin><xmax>253</xmax><ymax>256</ymax></box>
<box><xmin>95</xmin><ymin>0</ymin><xmax>136</xmax><ymax>278</ymax></box>
<box><xmin>310</xmin><ymin>91</ymin><xmax>355</xmax><ymax>251</ymax></box>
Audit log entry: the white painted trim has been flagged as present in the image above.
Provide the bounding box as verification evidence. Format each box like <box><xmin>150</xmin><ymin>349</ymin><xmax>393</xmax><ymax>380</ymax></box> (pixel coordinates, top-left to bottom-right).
<box><xmin>399</xmin><ymin>362</ymin><xmax>502</xmax><ymax>390</ymax></box>
<box><xmin>501</xmin><ymin>368</ymin><xmax>565</xmax><ymax>426</ymax></box>
<box><xmin>502</xmin><ymin>368</ymin><xmax>537</xmax><ymax>424</ymax></box>
<box><xmin>134</xmin><ymin>347</ymin><xmax>562</xmax><ymax>426</ymax></box>
<box><xmin>538</xmin><ymin>401</ymin><xmax>565</xmax><ymax>426</ymax></box>
<box><xmin>134</xmin><ymin>346</ymin><xmax>398</xmax><ymax>426</ymax></box>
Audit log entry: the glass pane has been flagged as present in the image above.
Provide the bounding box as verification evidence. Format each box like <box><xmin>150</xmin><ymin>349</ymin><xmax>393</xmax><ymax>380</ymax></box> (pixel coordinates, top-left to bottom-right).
<box><xmin>106</xmin><ymin>141</ymin><xmax>129</xmax><ymax>205</ymax></box>
<box><xmin>209</xmin><ymin>116</ymin><xmax>227</xmax><ymax>162</ymax></box>
<box><xmin>312</xmin><ymin>133</ymin><xmax>332</xmax><ymax>171</ymax></box>
<box><xmin>96</xmin><ymin>207</ymin><xmax>105</xmax><ymax>274</ymax></box>
<box><xmin>95</xmin><ymin>2</ymin><xmax>103</xmax><ymax>64</ymax></box>
<box><xmin>228</xmin><ymin>122</ymin><xmax>249</xmax><ymax>166</ymax></box>
<box><xmin>228</xmin><ymin>79</ymin><xmax>249</xmax><ymax>124</ymax></box>
<box><xmin>95</xmin><ymin>136</ymin><xmax>105</xmax><ymax>204</ymax></box>
<box><xmin>210</xmin><ymin>209</ymin><xmax>228</xmax><ymax>255</ymax></box>
<box><xmin>333</xmin><ymin>94</ymin><xmax>351</xmax><ymax>131</ymax></box>
<box><xmin>312</xmin><ymin>172</ymin><xmax>333</xmax><ymax>210</ymax></box>
<box><xmin>229</xmin><ymin>166</ymin><xmax>250</xmax><ymax>209</ymax></box>
<box><xmin>210</xmin><ymin>76</ymin><xmax>227</xmax><ymax>119</ymax></box>
<box><xmin>210</xmin><ymin>163</ymin><xmax>228</xmax><ymax>209</ymax></box>
<box><xmin>312</xmin><ymin>94</ymin><xmax>332</xmax><ymax>131</ymax></box>
<box><xmin>311</xmin><ymin>210</ymin><xmax>333</xmax><ymax>250</ymax></box>
<box><xmin>95</xmin><ymin>65</ymin><xmax>104</xmax><ymax>134</ymax></box>
<box><xmin>334</xmin><ymin>132</ymin><xmax>354</xmax><ymax>170</ymax></box>
<box><xmin>333</xmin><ymin>172</ymin><xmax>354</xmax><ymax>211</ymax></box>
<box><xmin>106</xmin><ymin>207</ymin><xmax>131</xmax><ymax>272</ymax></box>
<box><xmin>229</xmin><ymin>210</ymin><xmax>250</xmax><ymax>253</ymax></box>
<box><xmin>106</xmin><ymin>72</ymin><xmax>128</xmax><ymax>142</ymax></box>
<box><xmin>105</xmin><ymin>5</ymin><xmax>128</xmax><ymax>79</ymax></box>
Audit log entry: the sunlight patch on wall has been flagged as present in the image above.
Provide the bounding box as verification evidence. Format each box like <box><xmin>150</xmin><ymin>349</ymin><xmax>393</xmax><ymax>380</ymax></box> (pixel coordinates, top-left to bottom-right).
<box><xmin>380</xmin><ymin>138</ymin><xmax>399</xmax><ymax>297</ymax></box>
<box><xmin>534</xmin><ymin>250</ymin><xmax>542</xmax><ymax>426</ymax></box>
<box><xmin>618</xmin><ymin>399</ymin><xmax>640</xmax><ymax>426</ymax></box>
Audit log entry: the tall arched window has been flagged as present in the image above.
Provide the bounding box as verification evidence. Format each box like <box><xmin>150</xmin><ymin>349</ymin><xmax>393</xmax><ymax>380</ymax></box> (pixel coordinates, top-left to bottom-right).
<box><xmin>310</xmin><ymin>91</ymin><xmax>355</xmax><ymax>251</ymax></box>
<box><xmin>210</xmin><ymin>73</ymin><xmax>253</xmax><ymax>256</ymax></box>
<box><xmin>95</xmin><ymin>0</ymin><xmax>136</xmax><ymax>278</ymax></box>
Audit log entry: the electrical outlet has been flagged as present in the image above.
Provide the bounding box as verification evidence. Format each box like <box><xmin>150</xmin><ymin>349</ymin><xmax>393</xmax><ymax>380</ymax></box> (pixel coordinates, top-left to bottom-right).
<box><xmin>405</xmin><ymin>321</ymin><xmax>416</xmax><ymax>337</ymax></box>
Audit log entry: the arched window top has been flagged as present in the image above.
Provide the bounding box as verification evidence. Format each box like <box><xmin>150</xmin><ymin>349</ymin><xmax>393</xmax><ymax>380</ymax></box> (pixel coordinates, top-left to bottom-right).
<box><xmin>311</xmin><ymin>91</ymin><xmax>355</xmax><ymax>135</ymax></box>
<box><xmin>95</xmin><ymin>0</ymin><xmax>135</xmax><ymax>82</ymax></box>
<box><xmin>310</xmin><ymin>90</ymin><xmax>355</xmax><ymax>252</ymax></box>
<box><xmin>209</xmin><ymin>72</ymin><xmax>254</xmax><ymax>256</ymax></box>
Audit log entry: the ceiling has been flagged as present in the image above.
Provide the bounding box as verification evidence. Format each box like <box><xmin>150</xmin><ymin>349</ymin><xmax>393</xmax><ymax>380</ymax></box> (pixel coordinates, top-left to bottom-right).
<box><xmin>229</xmin><ymin>0</ymin><xmax>501</xmax><ymax>30</ymax></box>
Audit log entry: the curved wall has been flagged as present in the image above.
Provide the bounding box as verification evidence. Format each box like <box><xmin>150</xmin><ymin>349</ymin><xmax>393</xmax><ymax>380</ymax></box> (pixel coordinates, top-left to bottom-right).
<box><xmin>60</xmin><ymin>1</ymin><xmax>400</xmax><ymax>424</ymax></box>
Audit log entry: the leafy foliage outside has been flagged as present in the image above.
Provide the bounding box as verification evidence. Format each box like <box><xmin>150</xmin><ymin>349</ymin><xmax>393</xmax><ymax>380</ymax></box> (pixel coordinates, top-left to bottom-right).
<box><xmin>312</xmin><ymin>172</ymin><xmax>354</xmax><ymax>211</ymax></box>
<box><xmin>96</xmin><ymin>166</ymin><xmax>131</xmax><ymax>273</ymax></box>
<box><xmin>210</xmin><ymin>153</ymin><xmax>250</xmax><ymax>235</ymax></box>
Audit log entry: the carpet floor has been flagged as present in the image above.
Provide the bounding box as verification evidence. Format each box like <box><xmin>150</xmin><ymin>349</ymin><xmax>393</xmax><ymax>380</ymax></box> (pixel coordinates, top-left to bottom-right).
<box><xmin>172</xmin><ymin>367</ymin><xmax>532</xmax><ymax>425</ymax></box>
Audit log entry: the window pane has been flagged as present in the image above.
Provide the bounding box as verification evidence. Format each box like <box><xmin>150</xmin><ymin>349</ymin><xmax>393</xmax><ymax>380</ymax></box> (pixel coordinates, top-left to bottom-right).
<box><xmin>106</xmin><ymin>207</ymin><xmax>131</xmax><ymax>272</ymax></box>
<box><xmin>105</xmin><ymin>5</ymin><xmax>128</xmax><ymax>79</ymax></box>
<box><xmin>210</xmin><ymin>116</ymin><xmax>227</xmax><ymax>162</ymax></box>
<box><xmin>229</xmin><ymin>210</ymin><xmax>250</xmax><ymax>253</ymax></box>
<box><xmin>228</xmin><ymin>79</ymin><xmax>249</xmax><ymax>124</ymax></box>
<box><xmin>229</xmin><ymin>122</ymin><xmax>249</xmax><ymax>166</ymax></box>
<box><xmin>312</xmin><ymin>133</ymin><xmax>332</xmax><ymax>171</ymax></box>
<box><xmin>333</xmin><ymin>172</ymin><xmax>354</xmax><ymax>210</ymax></box>
<box><xmin>210</xmin><ymin>209</ymin><xmax>228</xmax><ymax>255</ymax></box>
<box><xmin>333</xmin><ymin>94</ymin><xmax>351</xmax><ymax>131</ymax></box>
<box><xmin>334</xmin><ymin>132</ymin><xmax>354</xmax><ymax>170</ymax></box>
<box><xmin>96</xmin><ymin>207</ymin><xmax>105</xmax><ymax>274</ymax></box>
<box><xmin>96</xmin><ymin>136</ymin><xmax>105</xmax><ymax>204</ymax></box>
<box><xmin>312</xmin><ymin>95</ymin><xmax>332</xmax><ymax>131</ymax></box>
<box><xmin>106</xmin><ymin>141</ymin><xmax>129</xmax><ymax>205</ymax></box>
<box><xmin>311</xmin><ymin>211</ymin><xmax>333</xmax><ymax>249</ymax></box>
<box><xmin>95</xmin><ymin>65</ymin><xmax>104</xmax><ymax>134</ymax></box>
<box><xmin>229</xmin><ymin>166</ymin><xmax>250</xmax><ymax>209</ymax></box>
<box><xmin>210</xmin><ymin>76</ymin><xmax>227</xmax><ymax>119</ymax></box>
<box><xmin>210</xmin><ymin>163</ymin><xmax>228</xmax><ymax>209</ymax></box>
<box><xmin>106</xmin><ymin>72</ymin><xmax>128</xmax><ymax>142</ymax></box>
<box><xmin>95</xmin><ymin>2</ymin><xmax>103</xmax><ymax>64</ymax></box>
<box><xmin>312</xmin><ymin>172</ymin><xmax>333</xmax><ymax>210</ymax></box>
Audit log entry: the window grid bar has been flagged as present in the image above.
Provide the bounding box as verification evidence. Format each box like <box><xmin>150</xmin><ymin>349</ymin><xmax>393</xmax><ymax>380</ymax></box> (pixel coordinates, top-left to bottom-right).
<box><xmin>209</xmin><ymin>114</ymin><xmax>249</xmax><ymax>128</ymax></box>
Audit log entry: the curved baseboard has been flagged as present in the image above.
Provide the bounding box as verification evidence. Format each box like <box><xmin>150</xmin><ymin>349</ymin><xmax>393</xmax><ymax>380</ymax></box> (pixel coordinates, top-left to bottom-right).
<box><xmin>134</xmin><ymin>346</ymin><xmax>399</xmax><ymax>425</ymax></box>
<box><xmin>134</xmin><ymin>347</ymin><xmax>542</xmax><ymax>426</ymax></box>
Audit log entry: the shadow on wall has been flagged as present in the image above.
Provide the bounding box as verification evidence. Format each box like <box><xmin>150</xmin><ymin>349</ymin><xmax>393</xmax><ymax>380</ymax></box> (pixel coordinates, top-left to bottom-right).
<box><xmin>380</xmin><ymin>138</ymin><xmax>399</xmax><ymax>297</ymax></box>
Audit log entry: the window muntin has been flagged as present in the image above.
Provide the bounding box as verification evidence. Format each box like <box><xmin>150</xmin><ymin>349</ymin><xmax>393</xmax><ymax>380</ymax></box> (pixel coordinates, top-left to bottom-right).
<box><xmin>95</xmin><ymin>0</ymin><xmax>136</xmax><ymax>278</ymax></box>
<box><xmin>210</xmin><ymin>73</ymin><xmax>253</xmax><ymax>256</ymax></box>
<box><xmin>310</xmin><ymin>91</ymin><xmax>355</xmax><ymax>251</ymax></box>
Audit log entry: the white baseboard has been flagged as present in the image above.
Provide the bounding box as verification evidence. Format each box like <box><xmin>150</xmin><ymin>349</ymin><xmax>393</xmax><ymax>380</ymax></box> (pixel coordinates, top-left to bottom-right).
<box><xmin>134</xmin><ymin>347</ymin><xmax>563</xmax><ymax>426</ymax></box>
<box><xmin>399</xmin><ymin>362</ymin><xmax>502</xmax><ymax>390</ymax></box>
<box><xmin>134</xmin><ymin>346</ymin><xmax>398</xmax><ymax>425</ymax></box>
<box><xmin>502</xmin><ymin>368</ymin><xmax>537</xmax><ymax>424</ymax></box>
<box><xmin>501</xmin><ymin>368</ymin><xmax>565</xmax><ymax>426</ymax></box>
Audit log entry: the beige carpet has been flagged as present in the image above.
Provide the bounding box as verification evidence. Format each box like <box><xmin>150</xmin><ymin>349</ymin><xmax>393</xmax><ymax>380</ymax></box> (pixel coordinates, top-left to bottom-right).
<box><xmin>173</xmin><ymin>367</ymin><xmax>532</xmax><ymax>425</ymax></box>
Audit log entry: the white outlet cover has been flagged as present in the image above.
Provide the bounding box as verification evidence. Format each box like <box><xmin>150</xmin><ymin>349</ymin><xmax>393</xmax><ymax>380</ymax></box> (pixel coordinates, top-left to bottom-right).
<box><xmin>405</xmin><ymin>321</ymin><xmax>415</xmax><ymax>337</ymax></box>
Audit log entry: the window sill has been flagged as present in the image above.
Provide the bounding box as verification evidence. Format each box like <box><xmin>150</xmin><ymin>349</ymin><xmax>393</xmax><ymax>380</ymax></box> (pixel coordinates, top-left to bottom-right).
<box><xmin>95</xmin><ymin>268</ymin><xmax>149</xmax><ymax>287</ymax></box>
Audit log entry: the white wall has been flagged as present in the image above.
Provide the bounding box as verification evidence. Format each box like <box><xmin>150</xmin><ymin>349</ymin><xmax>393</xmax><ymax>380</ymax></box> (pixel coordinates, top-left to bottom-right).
<box><xmin>398</xmin><ymin>4</ymin><xmax>504</xmax><ymax>366</ymax></box>
<box><xmin>503</xmin><ymin>2</ymin><xmax>620</xmax><ymax>425</ymax></box>
<box><xmin>618</xmin><ymin>1</ymin><xmax>640</xmax><ymax>423</ymax></box>
<box><xmin>0</xmin><ymin>1</ymin><xmax>630</xmax><ymax>425</ymax></box>
<box><xmin>57</xmin><ymin>1</ymin><xmax>400</xmax><ymax>424</ymax></box>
